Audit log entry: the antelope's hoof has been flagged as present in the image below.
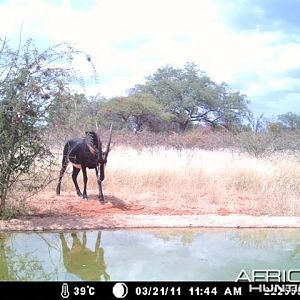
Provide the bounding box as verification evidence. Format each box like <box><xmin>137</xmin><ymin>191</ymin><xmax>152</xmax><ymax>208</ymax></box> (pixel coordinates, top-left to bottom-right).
<box><xmin>83</xmin><ymin>196</ymin><xmax>88</xmax><ymax>201</ymax></box>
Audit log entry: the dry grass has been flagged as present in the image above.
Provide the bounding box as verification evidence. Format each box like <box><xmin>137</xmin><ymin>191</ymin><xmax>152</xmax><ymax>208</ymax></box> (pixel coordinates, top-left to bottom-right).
<box><xmin>53</xmin><ymin>146</ymin><xmax>300</xmax><ymax>216</ymax></box>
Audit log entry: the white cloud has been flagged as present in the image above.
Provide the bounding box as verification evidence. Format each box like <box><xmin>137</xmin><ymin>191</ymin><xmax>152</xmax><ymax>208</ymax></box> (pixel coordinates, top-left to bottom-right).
<box><xmin>1</xmin><ymin>0</ymin><xmax>300</xmax><ymax>116</ymax></box>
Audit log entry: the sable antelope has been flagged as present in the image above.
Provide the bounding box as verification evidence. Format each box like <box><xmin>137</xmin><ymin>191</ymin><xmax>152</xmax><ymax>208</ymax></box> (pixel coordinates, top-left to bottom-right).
<box><xmin>59</xmin><ymin>231</ymin><xmax>110</xmax><ymax>281</ymax></box>
<box><xmin>56</xmin><ymin>126</ymin><xmax>112</xmax><ymax>202</ymax></box>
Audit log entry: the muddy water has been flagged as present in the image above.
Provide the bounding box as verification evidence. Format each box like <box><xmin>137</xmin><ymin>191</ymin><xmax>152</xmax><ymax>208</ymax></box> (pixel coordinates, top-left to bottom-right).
<box><xmin>1</xmin><ymin>228</ymin><xmax>300</xmax><ymax>281</ymax></box>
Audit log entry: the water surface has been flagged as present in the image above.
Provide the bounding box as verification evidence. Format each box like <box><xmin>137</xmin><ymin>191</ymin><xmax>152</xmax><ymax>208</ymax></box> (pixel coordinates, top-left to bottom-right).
<box><xmin>1</xmin><ymin>228</ymin><xmax>300</xmax><ymax>281</ymax></box>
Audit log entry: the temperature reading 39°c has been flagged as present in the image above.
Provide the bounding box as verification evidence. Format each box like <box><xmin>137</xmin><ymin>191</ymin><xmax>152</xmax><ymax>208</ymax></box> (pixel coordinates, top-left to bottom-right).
<box><xmin>74</xmin><ymin>286</ymin><xmax>95</xmax><ymax>296</ymax></box>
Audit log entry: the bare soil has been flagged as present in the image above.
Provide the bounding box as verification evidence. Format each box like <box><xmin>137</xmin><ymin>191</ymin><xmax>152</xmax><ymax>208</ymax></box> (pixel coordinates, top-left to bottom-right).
<box><xmin>1</xmin><ymin>190</ymin><xmax>300</xmax><ymax>231</ymax></box>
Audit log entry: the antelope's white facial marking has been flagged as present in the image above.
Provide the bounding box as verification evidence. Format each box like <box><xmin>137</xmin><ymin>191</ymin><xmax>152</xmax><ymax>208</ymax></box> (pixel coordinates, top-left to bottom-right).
<box><xmin>72</xmin><ymin>163</ymin><xmax>82</xmax><ymax>169</ymax></box>
<box><xmin>87</xmin><ymin>144</ymin><xmax>96</xmax><ymax>156</ymax></box>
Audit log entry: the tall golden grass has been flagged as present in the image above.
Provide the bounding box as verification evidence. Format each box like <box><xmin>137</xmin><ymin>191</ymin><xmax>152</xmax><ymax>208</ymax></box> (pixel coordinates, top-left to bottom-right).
<box><xmin>55</xmin><ymin>146</ymin><xmax>300</xmax><ymax>216</ymax></box>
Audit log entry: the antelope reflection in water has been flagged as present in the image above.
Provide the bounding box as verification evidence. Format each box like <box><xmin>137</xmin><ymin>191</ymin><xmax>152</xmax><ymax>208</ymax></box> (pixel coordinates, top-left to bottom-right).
<box><xmin>59</xmin><ymin>231</ymin><xmax>110</xmax><ymax>281</ymax></box>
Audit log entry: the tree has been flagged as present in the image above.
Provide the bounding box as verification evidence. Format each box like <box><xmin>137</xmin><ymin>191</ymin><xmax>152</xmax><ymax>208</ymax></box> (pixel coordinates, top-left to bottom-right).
<box><xmin>246</xmin><ymin>113</ymin><xmax>266</xmax><ymax>133</ymax></box>
<box><xmin>131</xmin><ymin>62</ymin><xmax>250</xmax><ymax>132</ymax></box>
<box><xmin>0</xmin><ymin>37</ymin><xmax>93</xmax><ymax>215</ymax></box>
<box><xmin>46</xmin><ymin>93</ymin><xmax>104</xmax><ymax>140</ymax></box>
<box><xmin>101</xmin><ymin>93</ymin><xmax>171</xmax><ymax>132</ymax></box>
<box><xmin>277</xmin><ymin>112</ymin><xmax>300</xmax><ymax>130</ymax></box>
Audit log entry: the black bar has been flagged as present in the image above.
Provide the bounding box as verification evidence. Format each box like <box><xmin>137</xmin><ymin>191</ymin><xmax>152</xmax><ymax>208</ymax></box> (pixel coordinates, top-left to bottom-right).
<box><xmin>1</xmin><ymin>281</ymin><xmax>300</xmax><ymax>299</ymax></box>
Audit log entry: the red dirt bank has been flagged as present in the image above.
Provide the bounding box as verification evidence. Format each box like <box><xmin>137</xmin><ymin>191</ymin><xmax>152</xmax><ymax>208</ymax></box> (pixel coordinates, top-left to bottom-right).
<box><xmin>1</xmin><ymin>191</ymin><xmax>300</xmax><ymax>231</ymax></box>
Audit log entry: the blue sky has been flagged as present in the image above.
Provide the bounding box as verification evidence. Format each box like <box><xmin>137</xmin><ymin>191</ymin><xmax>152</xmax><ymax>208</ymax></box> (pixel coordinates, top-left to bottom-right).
<box><xmin>1</xmin><ymin>0</ymin><xmax>300</xmax><ymax>118</ymax></box>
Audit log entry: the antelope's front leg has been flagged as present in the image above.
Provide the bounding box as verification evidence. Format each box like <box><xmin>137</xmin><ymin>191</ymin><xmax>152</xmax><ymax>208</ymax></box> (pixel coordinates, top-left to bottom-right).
<box><xmin>96</xmin><ymin>167</ymin><xmax>104</xmax><ymax>203</ymax></box>
<box><xmin>82</xmin><ymin>167</ymin><xmax>88</xmax><ymax>200</ymax></box>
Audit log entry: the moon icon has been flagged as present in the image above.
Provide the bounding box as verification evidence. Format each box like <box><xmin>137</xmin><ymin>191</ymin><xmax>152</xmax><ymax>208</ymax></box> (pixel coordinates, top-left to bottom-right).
<box><xmin>112</xmin><ymin>282</ymin><xmax>128</xmax><ymax>298</ymax></box>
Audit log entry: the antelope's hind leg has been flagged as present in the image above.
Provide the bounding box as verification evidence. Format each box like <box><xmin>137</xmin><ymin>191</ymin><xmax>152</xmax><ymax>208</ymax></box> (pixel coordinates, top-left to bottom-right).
<box><xmin>56</xmin><ymin>155</ymin><xmax>68</xmax><ymax>195</ymax></box>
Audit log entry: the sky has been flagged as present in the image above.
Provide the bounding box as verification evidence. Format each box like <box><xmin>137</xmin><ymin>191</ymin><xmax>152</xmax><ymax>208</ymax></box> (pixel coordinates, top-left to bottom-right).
<box><xmin>1</xmin><ymin>0</ymin><xmax>300</xmax><ymax>118</ymax></box>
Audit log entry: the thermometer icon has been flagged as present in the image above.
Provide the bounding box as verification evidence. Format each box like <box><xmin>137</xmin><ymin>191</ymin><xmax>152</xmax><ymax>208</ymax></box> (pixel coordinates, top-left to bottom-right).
<box><xmin>61</xmin><ymin>283</ymin><xmax>70</xmax><ymax>299</ymax></box>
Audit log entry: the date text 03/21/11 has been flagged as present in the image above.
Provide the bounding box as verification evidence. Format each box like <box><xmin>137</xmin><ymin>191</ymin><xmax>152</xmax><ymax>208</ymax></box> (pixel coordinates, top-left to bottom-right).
<box><xmin>136</xmin><ymin>287</ymin><xmax>181</xmax><ymax>296</ymax></box>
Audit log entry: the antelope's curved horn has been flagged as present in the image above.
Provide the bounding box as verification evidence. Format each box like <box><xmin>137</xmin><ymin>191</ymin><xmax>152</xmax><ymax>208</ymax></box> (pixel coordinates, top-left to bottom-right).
<box><xmin>97</xmin><ymin>131</ymin><xmax>103</xmax><ymax>162</ymax></box>
<box><xmin>104</xmin><ymin>124</ymin><xmax>113</xmax><ymax>161</ymax></box>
